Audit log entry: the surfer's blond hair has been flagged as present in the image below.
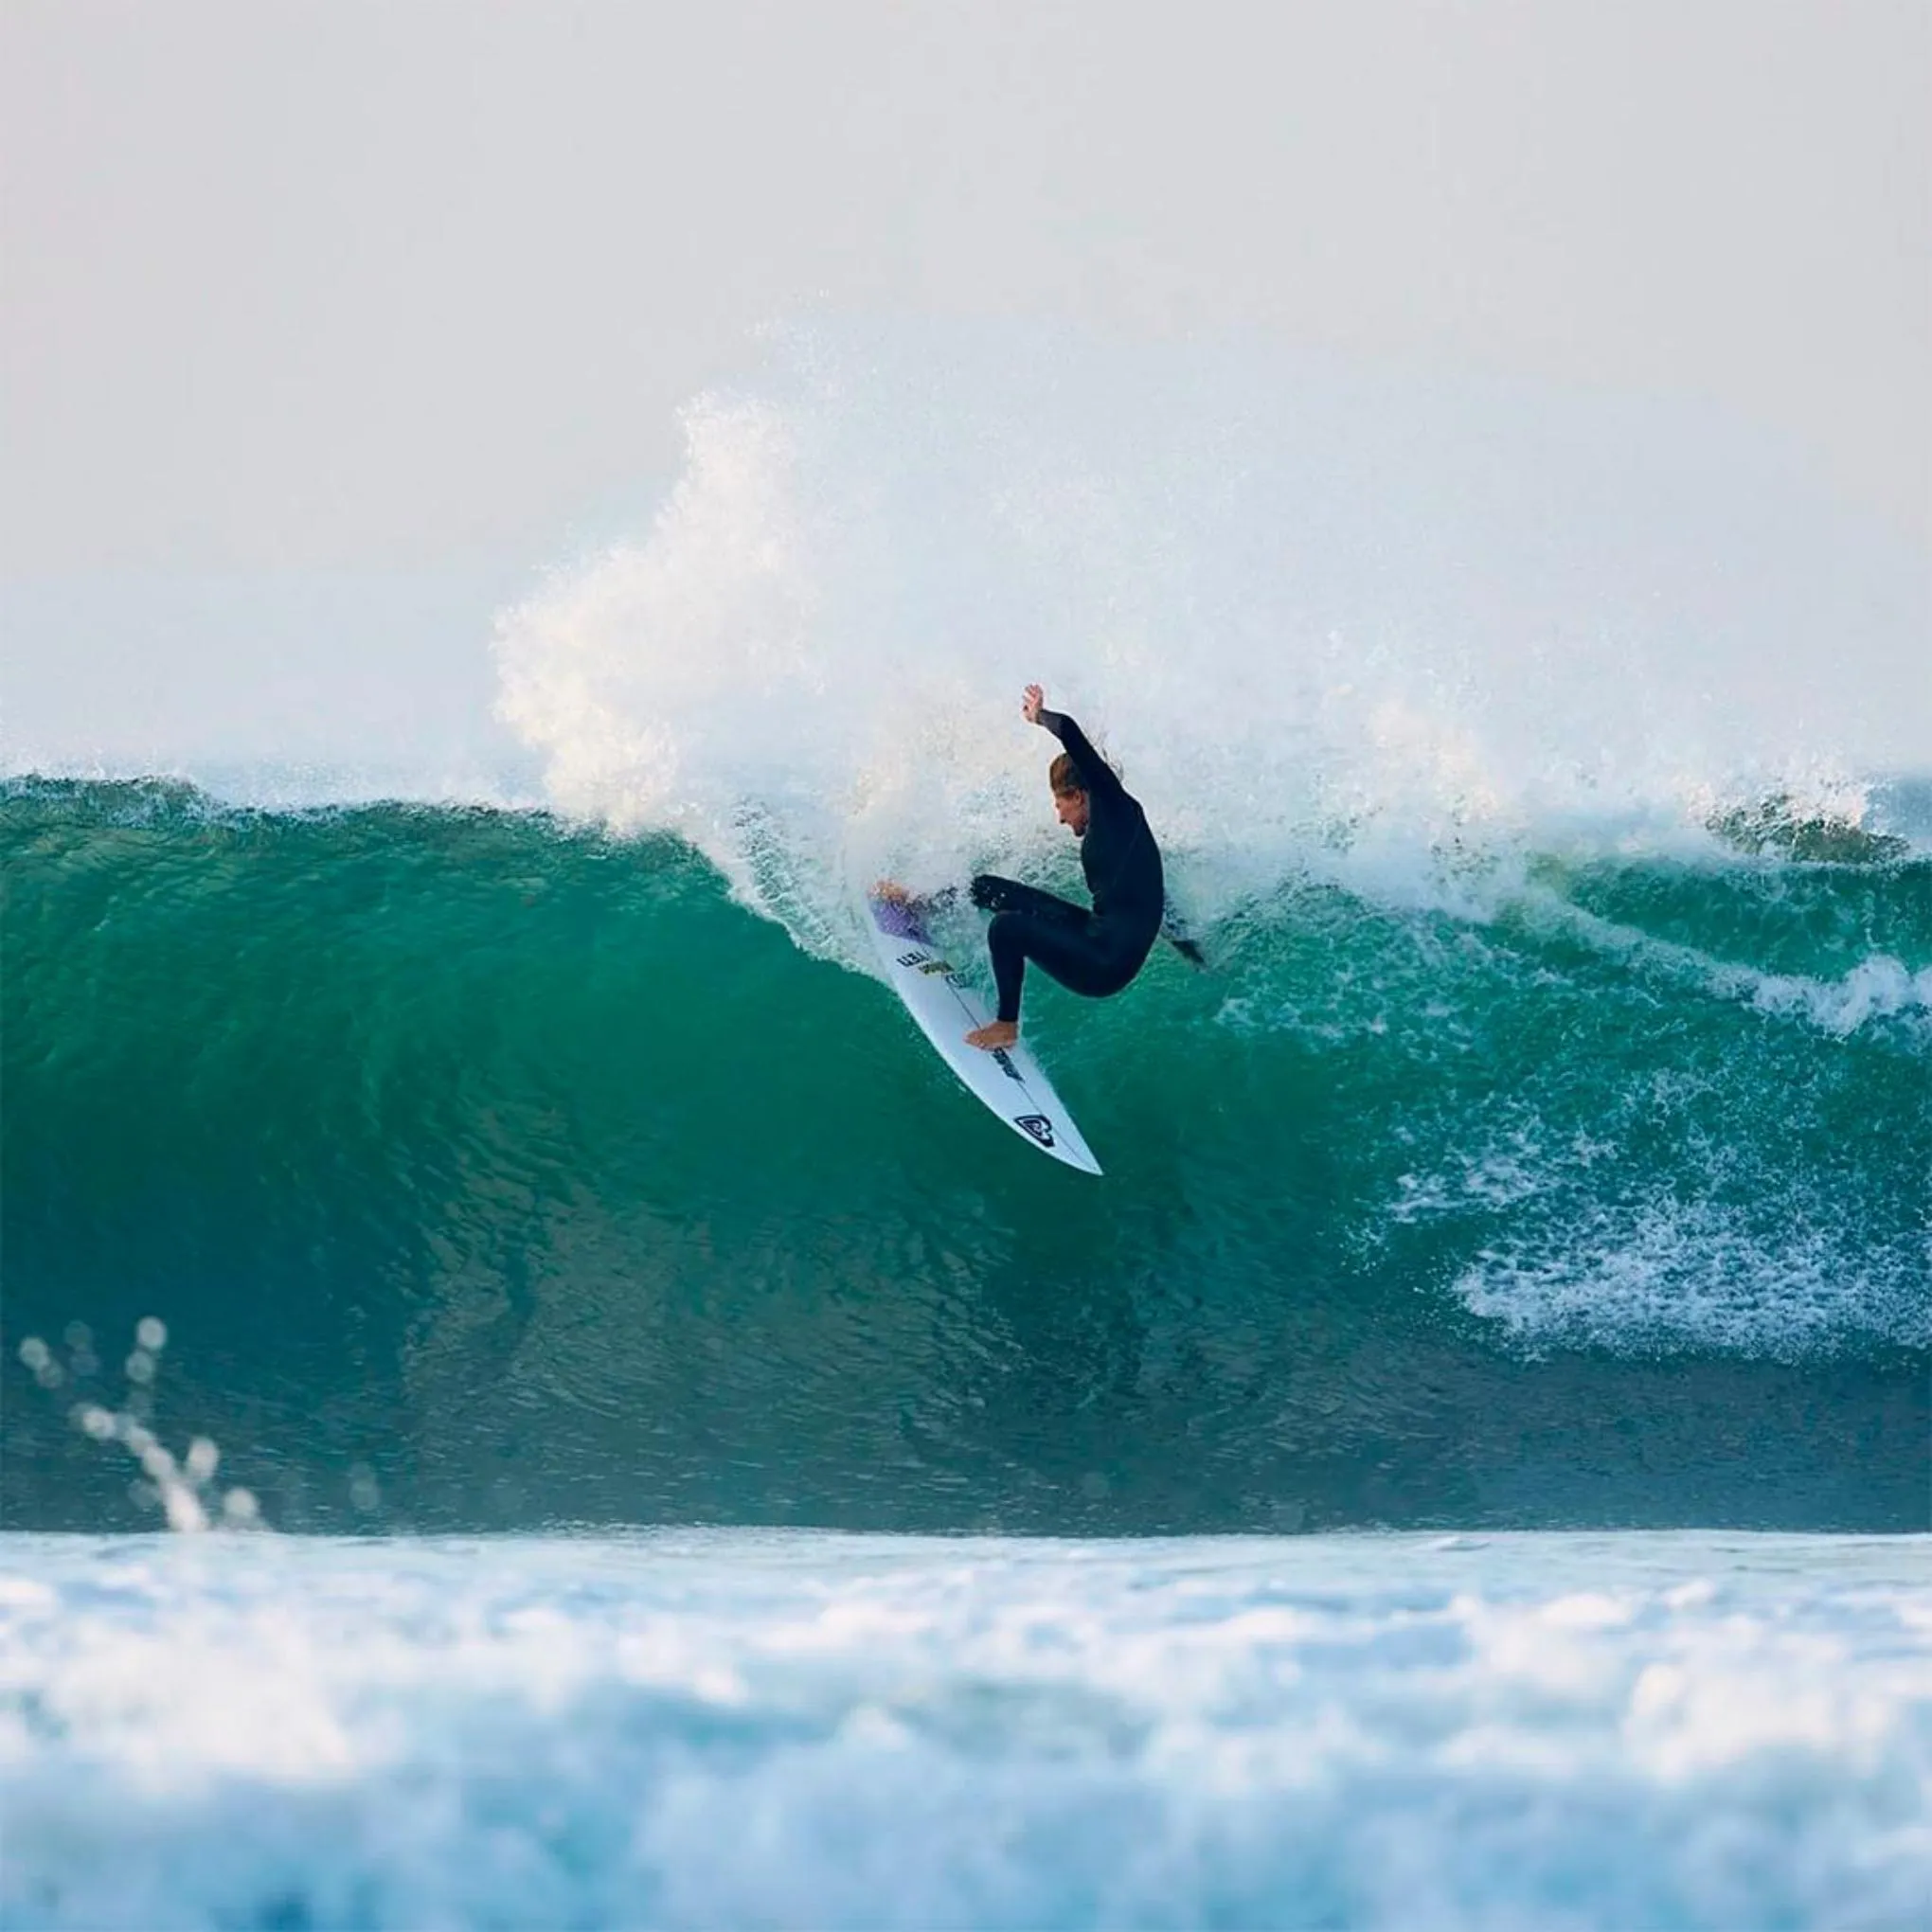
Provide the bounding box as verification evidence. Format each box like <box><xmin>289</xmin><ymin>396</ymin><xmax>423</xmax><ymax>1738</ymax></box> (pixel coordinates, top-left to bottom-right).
<box><xmin>1048</xmin><ymin>753</ymin><xmax>1084</xmax><ymax>797</ymax></box>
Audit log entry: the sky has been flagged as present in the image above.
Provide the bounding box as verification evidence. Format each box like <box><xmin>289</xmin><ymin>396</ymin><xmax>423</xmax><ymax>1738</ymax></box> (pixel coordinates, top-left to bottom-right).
<box><xmin>3</xmin><ymin>0</ymin><xmax>1926</xmax><ymax>772</ymax></box>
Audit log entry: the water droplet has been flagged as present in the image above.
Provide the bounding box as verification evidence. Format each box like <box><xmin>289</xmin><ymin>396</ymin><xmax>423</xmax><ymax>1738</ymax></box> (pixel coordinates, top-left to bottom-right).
<box><xmin>160</xmin><ymin>1484</ymin><xmax>208</xmax><ymax>1533</ymax></box>
<box><xmin>222</xmin><ymin>1488</ymin><xmax>259</xmax><ymax>1526</ymax></box>
<box><xmin>185</xmin><ymin>1439</ymin><xmax>220</xmax><ymax>1482</ymax></box>
<box><xmin>17</xmin><ymin>1337</ymin><xmax>48</xmax><ymax>1372</ymax></box>
<box><xmin>63</xmin><ymin>1322</ymin><xmax>93</xmax><ymax>1352</ymax></box>
<box><xmin>135</xmin><ymin>1317</ymin><xmax>168</xmax><ymax>1352</ymax></box>
<box><xmin>125</xmin><ymin>1350</ymin><xmax>155</xmax><ymax>1386</ymax></box>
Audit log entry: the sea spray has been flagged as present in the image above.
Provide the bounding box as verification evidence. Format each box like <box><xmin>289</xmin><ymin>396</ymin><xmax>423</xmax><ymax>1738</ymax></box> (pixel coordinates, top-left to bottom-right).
<box><xmin>16</xmin><ymin>1320</ymin><xmax>259</xmax><ymax>1532</ymax></box>
<box><xmin>494</xmin><ymin>325</ymin><xmax>1927</xmax><ymax>962</ymax></box>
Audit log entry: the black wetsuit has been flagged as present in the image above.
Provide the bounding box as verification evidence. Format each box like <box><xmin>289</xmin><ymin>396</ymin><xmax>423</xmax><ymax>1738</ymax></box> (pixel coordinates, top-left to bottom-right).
<box><xmin>972</xmin><ymin>709</ymin><xmax>1165</xmax><ymax>1024</ymax></box>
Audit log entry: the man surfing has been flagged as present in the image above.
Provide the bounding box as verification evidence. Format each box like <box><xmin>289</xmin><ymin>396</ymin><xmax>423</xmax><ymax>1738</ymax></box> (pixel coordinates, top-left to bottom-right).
<box><xmin>883</xmin><ymin>685</ymin><xmax>1194</xmax><ymax>1050</ymax></box>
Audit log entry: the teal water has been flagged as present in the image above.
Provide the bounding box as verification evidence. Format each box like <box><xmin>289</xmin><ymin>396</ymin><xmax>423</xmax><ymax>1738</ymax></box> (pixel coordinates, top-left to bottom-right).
<box><xmin>6</xmin><ymin>778</ymin><xmax>1925</xmax><ymax>1535</ymax></box>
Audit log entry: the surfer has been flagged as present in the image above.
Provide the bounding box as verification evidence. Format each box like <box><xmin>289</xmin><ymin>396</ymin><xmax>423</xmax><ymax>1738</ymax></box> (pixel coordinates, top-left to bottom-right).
<box><xmin>960</xmin><ymin>684</ymin><xmax>1192</xmax><ymax>1051</ymax></box>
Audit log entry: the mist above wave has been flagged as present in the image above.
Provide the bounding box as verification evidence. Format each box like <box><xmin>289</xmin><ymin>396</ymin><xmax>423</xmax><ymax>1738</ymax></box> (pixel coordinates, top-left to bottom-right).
<box><xmin>494</xmin><ymin>323</ymin><xmax>1926</xmax><ymax>957</ymax></box>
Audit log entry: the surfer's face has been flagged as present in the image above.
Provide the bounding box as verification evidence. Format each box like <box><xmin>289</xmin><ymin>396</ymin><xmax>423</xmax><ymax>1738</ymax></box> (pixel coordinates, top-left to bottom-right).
<box><xmin>1053</xmin><ymin>788</ymin><xmax>1089</xmax><ymax>835</ymax></box>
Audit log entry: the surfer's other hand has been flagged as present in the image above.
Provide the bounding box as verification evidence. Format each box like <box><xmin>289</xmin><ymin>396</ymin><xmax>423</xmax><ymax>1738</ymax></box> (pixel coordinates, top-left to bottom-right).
<box><xmin>1022</xmin><ymin>684</ymin><xmax>1045</xmax><ymax>725</ymax></box>
<box><xmin>874</xmin><ymin>879</ymin><xmax>911</xmax><ymax>904</ymax></box>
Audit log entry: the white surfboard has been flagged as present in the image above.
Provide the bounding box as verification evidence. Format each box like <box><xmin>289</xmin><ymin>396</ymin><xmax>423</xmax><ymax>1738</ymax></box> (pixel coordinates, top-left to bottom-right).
<box><xmin>863</xmin><ymin>890</ymin><xmax>1102</xmax><ymax>1174</ymax></box>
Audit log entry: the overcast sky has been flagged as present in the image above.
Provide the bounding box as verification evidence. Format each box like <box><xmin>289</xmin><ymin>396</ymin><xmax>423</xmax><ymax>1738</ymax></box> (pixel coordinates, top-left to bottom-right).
<box><xmin>6</xmin><ymin>0</ymin><xmax>1926</xmax><ymax>584</ymax></box>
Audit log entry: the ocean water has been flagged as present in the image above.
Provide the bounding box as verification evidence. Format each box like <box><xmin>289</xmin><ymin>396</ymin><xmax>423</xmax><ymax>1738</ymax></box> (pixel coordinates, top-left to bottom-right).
<box><xmin>5</xmin><ymin>328</ymin><xmax>1928</xmax><ymax>1924</ymax></box>
<box><xmin>3</xmin><ymin>1530</ymin><xmax>1929</xmax><ymax>1930</ymax></box>
<box><xmin>6</xmin><ymin>778</ymin><xmax>1926</xmax><ymax>1538</ymax></box>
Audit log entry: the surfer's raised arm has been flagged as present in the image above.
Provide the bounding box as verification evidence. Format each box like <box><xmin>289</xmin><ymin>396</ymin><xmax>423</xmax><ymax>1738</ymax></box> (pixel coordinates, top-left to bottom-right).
<box><xmin>1021</xmin><ymin>685</ymin><xmax>1124</xmax><ymax>801</ymax></box>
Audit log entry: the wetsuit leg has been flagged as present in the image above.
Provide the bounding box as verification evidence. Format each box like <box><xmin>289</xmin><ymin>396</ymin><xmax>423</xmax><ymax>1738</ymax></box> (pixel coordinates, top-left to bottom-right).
<box><xmin>987</xmin><ymin>910</ymin><xmax>1138</xmax><ymax>1024</ymax></box>
<box><xmin>969</xmin><ymin>874</ymin><xmax>1086</xmax><ymax>924</ymax></box>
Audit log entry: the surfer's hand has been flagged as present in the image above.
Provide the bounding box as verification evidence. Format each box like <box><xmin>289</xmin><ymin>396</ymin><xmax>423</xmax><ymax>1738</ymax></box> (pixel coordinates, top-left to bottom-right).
<box><xmin>874</xmin><ymin>879</ymin><xmax>911</xmax><ymax>904</ymax></box>
<box><xmin>1022</xmin><ymin>684</ymin><xmax>1046</xmax><ymax>725</ymax></box>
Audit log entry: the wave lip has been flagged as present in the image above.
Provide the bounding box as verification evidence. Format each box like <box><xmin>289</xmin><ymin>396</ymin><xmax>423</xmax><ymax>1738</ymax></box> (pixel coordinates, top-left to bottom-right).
<box><xmin>492</xmin><ymin>325</ymin><xmax>1929</xmax><ymax>963</ymax></box>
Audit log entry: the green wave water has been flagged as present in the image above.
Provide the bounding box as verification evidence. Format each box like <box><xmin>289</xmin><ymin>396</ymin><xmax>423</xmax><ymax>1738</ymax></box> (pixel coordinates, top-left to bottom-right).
<box><xmin>4</xmin><ymin>778</ymin><xmax>1927</xmax><ymax>1534</ymax></box>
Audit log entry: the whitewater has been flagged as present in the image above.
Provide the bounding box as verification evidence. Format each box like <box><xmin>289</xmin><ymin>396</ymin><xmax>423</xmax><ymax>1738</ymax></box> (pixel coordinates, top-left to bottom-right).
<box><xmin>6</xmin><ymin>327</ymin><xmax>1929</xmax><ymax>1926</ymax></box>
<box><xmin>2</xmin><ymin>1530</ymin><xmax>1927</xmax><ymax>1929</ymax></box>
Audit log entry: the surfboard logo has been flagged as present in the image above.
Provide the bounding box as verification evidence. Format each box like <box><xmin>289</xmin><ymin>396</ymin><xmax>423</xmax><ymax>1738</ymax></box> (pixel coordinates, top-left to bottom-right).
<box><xmin>896</xmin><ymin>948</ymin><xmax>956</xmax><ymax>977</ymax></box>
<box><xmin>990</xmin><ymin>1048</ymin><xmax>1024</xmax><ymax>1082</ymax></box>
<box><xmin>1013</xmin><ymin>1113</ymin><xmax>1056</xmax><ymax>1147</ymax></box>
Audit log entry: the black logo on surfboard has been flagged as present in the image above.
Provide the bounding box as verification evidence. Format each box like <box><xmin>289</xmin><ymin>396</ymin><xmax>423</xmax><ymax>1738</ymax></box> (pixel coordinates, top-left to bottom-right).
<box><xmin>990</xmin><ymin>1048</ymin><xmax>1024</xmax><ymax>1083</ymax></box>
<box><xmin>1013</xmin><ymin>1113</ymin><xmax>1056</xmax><ymax>1147</ymax></box>
<box><xmin>897</xmin><ymin>948</ymin><xmax>956</xmax><ymax>977</ymax></box>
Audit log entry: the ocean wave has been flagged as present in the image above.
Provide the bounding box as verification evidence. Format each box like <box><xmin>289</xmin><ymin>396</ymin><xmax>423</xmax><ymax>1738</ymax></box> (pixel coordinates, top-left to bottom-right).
<box><xmin>4</xmin><ymin>782</ymin><xmax>1924</xmax><ymax>1535</ymax></box>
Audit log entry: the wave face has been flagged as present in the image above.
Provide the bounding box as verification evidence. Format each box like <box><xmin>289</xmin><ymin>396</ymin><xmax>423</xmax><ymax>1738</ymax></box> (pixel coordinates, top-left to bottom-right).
<box><xmin>6</xmin><ymin>779</ymin><xmax>1927</xmax><ymax>1533</ymax></box>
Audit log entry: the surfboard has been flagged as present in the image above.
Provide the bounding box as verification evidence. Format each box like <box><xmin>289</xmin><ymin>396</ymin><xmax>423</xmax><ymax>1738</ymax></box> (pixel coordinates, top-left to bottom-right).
<box><xmin>863</xmin><ymin>890</ymin><xmax>1102</xmax><ymax>1174</ymax></box>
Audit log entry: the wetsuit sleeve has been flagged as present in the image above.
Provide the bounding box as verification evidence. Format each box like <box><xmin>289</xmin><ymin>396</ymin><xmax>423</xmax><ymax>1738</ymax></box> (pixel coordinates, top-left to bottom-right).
<box><xmin>1035</xmin><ymin>709</ymin><xmax>1126</xmax><ymax>802</ymax></box>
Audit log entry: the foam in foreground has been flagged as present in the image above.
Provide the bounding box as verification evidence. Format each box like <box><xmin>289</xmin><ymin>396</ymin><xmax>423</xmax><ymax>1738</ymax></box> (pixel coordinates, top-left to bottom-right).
<box><xmin>1</xmin><ymin>1530</ymin><xmax>1926</xmax><ymax>1929</ymax></box>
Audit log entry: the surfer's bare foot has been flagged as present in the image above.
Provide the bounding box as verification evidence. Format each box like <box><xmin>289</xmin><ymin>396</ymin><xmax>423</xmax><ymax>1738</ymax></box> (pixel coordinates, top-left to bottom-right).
<box><xmin>966</xmin><ymin>1021</ymin><xmax>1018</xmax><ymax>1050</ymax></box>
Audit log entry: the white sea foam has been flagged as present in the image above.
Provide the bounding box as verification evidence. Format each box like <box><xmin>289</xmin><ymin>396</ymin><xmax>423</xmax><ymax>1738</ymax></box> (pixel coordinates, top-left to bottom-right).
<box><xmin>1385</xmin><ymin>1080</ymin><xmax>1930</xmax><ymax>1359</ymax></box>
<box><xmin>1748</xmin><ymin>953</ymin><xmax>1932</xmax><ymax>1037</ymax></box>
<box><xmin>1503</xmin><ymin>886</ymin><xmax>1932</xmax><ymax>1045</ymax></box>
<box><xmin>0</xmin><ymin>1530</ymin><xmax>1925</xmax><ymax>1930</ymax></box>
<box><xmin>1448</xmin><ymin>1188</ymin><xmax>1931</xmax><ymax>1359</ymax></box>
<box><xmin>493</xmin><ymin>325</ymin><xmax>1927</xmax><ymax>957</ymax></box>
